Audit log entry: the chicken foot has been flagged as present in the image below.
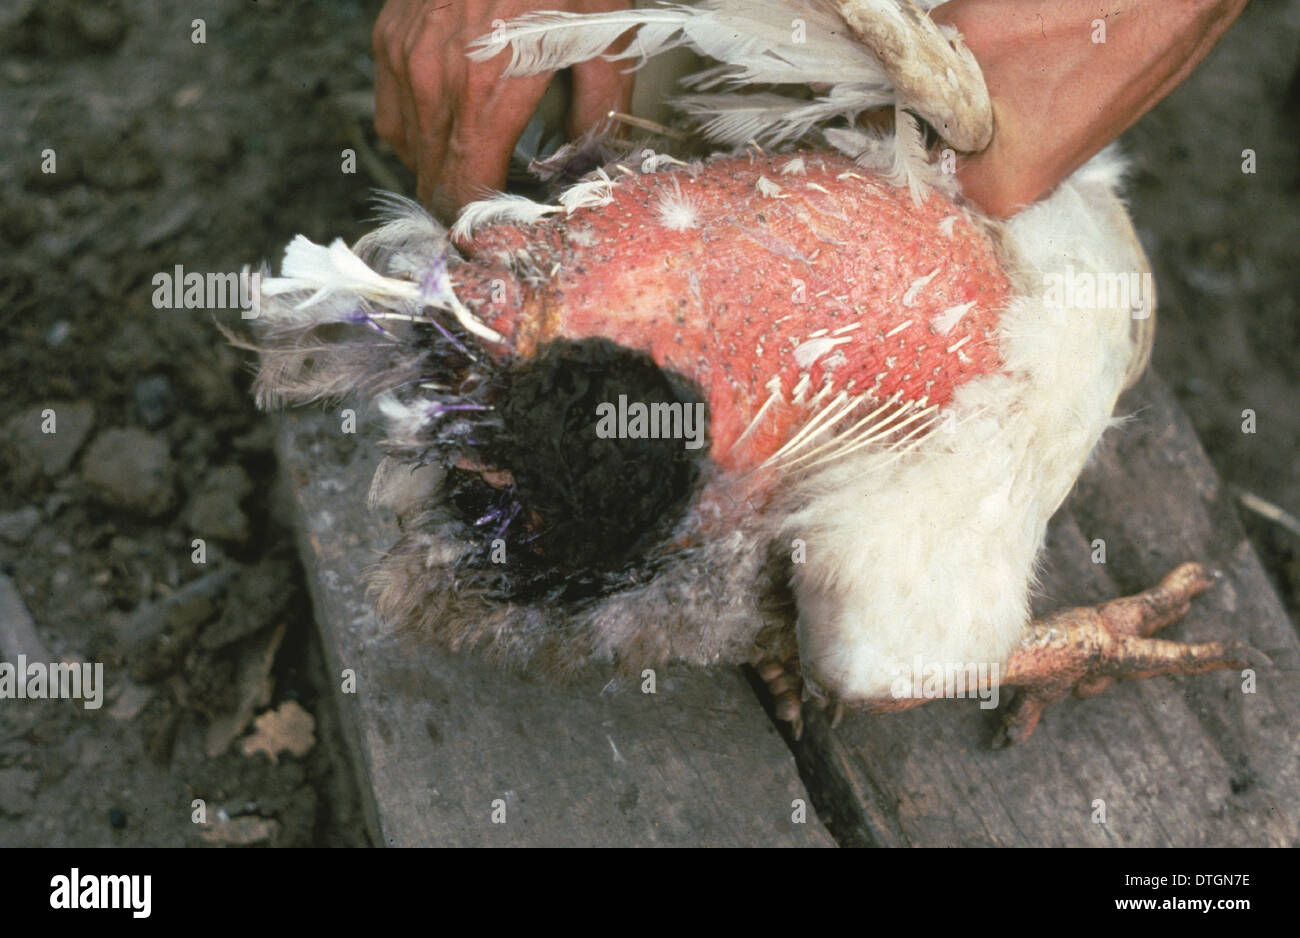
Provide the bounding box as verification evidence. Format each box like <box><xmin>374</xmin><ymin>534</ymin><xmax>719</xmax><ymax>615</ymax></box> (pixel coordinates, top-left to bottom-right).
<box><xmin>752</xmin><ymin>562</ymin><xmax>1262</xmax><ymax>745</ymax></box>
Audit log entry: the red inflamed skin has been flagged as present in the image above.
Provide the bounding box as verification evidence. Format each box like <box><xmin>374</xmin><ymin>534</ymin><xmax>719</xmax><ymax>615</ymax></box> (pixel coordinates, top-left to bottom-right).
<box><xmin>450</xmin><ymin>150</ymin><xmax>1010</xmax><ymax>475</ymax></box>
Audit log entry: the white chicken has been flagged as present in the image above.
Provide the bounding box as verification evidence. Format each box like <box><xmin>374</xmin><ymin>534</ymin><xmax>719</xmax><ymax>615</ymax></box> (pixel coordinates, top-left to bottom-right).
<box><xmin>246</xmin><ymin>0</ymin><xmax>1255</xmax><ymax>744</ymax></box>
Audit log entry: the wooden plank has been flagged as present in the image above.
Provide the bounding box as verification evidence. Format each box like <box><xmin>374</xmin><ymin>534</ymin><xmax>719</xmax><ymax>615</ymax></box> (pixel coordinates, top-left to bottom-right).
<box><xmin>276</xmin><ymin>409</ymin><xmax>833</xmax><ymax>847</ymax></box>
<box><xmin>780</xmin><ymin>372</ymin><xmax>1299</xmax><ymax>847</ymax></box>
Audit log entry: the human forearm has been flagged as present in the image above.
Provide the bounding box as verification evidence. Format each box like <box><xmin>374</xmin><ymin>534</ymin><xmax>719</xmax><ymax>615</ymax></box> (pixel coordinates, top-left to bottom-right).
<box><xmin>931</xmin><ymin>0</ymin><xmax>1249</xmax><ymax>216</ymax></box>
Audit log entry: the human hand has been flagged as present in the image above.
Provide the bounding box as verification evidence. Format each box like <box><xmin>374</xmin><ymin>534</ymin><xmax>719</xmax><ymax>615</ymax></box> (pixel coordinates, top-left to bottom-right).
<box><xmin>372</xmin><ymin>0</ymin><xmax>635</xmax><ymax>218</ymax></box>
<box><xmin>931</xmin><ymin>0</ymin><xmax>1247</xmax><ymax>217</ymax></box>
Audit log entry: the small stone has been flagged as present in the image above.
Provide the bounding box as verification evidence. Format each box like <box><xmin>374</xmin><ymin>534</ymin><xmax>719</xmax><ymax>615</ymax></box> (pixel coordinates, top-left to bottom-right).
<box><xmin>107</xmin><ymin>679</ymin><xmax>154</xmax><ymax>721</ymax></box>
<box><xmin>241</xmin><ymin>701</ymin><xmax>317</xmax><ymax>763</ymax></box>
<box><xmin>184</xmin><ymin>465</ymin><xmax>253</xmax><ymax>543</ymax></box>
<box><xmin>108</xmin><ymin>807</ymin><xmax>127</xmax><ymax>829</ymax></box>
<box><xmin>134</xmin><ymin>375</ymin><xmax>174</xmax><ymax>428</ymax></box>
<box><xmin>81</xmin><ymin>428</ymin><xmax>175</xmax><ymax>517</ymax></box>
<box><xmin>4</xmin><ymin>401</ymin><xmax>95</xmax><ymax>487</ymax></box>
<box><xmin>0</xmin><ymin>506</ymin><xmax>41</xmax><ymax>544</ymax></box>
<box><xmin>0</xmin><ymin>572</ymin><xmax>53</xmax><ymax>662</ymax></box>
<box><xmin>69</xmin><ymin>0</ymin><xmax>127</xmax><ymax>51</ymax></box>
<box><xmin>0</xmin><ymin>768</ymin><xmax>38</xmax><ymax>818</ymax></box>
<box><xmin>43</xmin><ymin>492</ymin><xmax>74</xmax><ymax>518</ymax></box>
<box><xmin>45</xmin><ymin>320</ymin><xmax>71</xmax><ymax>346</ymax></box>
<box><xmin>172</xmin><ymin>84</ymin><xmax>203</xmax><ymax>108</ymax></box>
<box><xmin>1</xmin><ymin>61</ymin><xmax>32</xmax><ymax>84</ymax></box>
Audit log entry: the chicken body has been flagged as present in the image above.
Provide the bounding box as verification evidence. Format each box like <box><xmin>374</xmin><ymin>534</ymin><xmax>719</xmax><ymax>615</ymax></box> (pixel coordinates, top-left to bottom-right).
<box><xmin>252</xmin><ymin>138</ymin><xmax>1144</xmax><ymax>707</ymax></box>
<box><xmin>247</xmin><ymin>0</ymin><xmax>1249</xmax><ymax>741</ymax></box>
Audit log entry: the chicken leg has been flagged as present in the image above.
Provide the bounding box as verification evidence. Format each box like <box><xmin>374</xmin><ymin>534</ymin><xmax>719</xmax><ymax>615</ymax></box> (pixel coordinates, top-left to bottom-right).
<box><xmin>753</xmin><ymin>562</ymin><xmax>1260</xmax><ymax>745</ymax></box>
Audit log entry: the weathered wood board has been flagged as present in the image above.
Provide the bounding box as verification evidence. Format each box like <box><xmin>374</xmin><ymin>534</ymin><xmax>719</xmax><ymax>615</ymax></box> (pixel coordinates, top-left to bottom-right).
<box><xmin>277</xmin><ymin>371</ymin><xmax>1296</xmax><ymax>847</ymax></box>
<box><xmin>784</xmin><ymin>373</ymin><xmax>1299</xmax><ymax>847</ymax></box>
<box><xmin>277</xmin><ymin>409</ymin><xmax>833</xmax><ymax>847</ymax></box>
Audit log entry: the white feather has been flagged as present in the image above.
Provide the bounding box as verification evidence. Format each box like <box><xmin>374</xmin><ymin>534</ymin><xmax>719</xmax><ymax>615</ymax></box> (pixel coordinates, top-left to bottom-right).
<box><xmin>376</xmin><ymin>393</ymin><xmax>433</xmax><ymax>442</ymax></box>
<box><xmin>465</xmin><ymin>8</ymin><xmax>691</xmax><ymax>76</ymax></box>
<box><xmin>468</xmin><ymin>1</ymin><xmax>893</xmax><ymax>94</ymax></box>
<box><xmin>902</xmin><ymin>265</ymin><xmax>940</xmax><ymax>307</ymax></box>
<box><xmin>259</xmin><ymin>234</ymin><xmax>503</xmax><ymax>345</ymax></box>
<box><xmin>355</xmin><ymin>193</ymin><xmax>446</xmax><ymax>280</ymax></box>
<box><xmin>931</xmin><ymin>301</ymin><xmax>975</xmax><ymax>336</ymax></box>
<box><xmin>557</xmin><ymin>168</ymin><xmax>616</xmax><ymax>214</ymax></box>
<box><xmin>823</xmin><ymin>125</ymin><xmax>874</xmax><ymax>160</ymax></box>
<box><xmin>677</xmin><ymin>0</ymin><xmax>891</xmax><ymax>89</ymax></box>
<box><xmin>260</xmin><ymin>236</ymin><xmax>420</xmax><ymax>320</ymax></box>
<box><xmin>450</xmin><ymin>193</ymin><xmax>560</xmax><ymax>242</ymax></box>
<box><xmin>467</xmin><ymin>1</ymin><xmax>972</xmax><ymax>163</ymax></box>
<box><xmin>881</xmin><ymin>108</ymin><xmax>931</xmax><ymax>206</ymax></box>
<box><xmin>642</xmin><ymin>153</ymin><xmax>689</xmax><ymax>172</ymax></box>
<box><xmin>672</xmin><ymin>93</ymin><xmax>809</xmax><ymax>147</ymax></box>
<box><xmin>652</xmin><ymin>179</ymin><xmax>700</xmax><ymax>231</ymax></box>
<box><xmin>466</xmin><ymin>1</ymin><xmax>894</xmax><ymax>90</ymax></box>
<box><xmin>368</xmin><ymin>191</ymin><xmax>443</xmax><ymax>238</ymax></box>
<box><xmin>674</xmin><ymin>84</ymin><xmax>893</xmax><ymax>147</ymax></box>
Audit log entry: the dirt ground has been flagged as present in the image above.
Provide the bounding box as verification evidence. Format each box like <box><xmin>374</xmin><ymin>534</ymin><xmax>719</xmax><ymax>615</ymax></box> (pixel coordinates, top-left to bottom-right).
<box><xmin>0</xmin><ymin>0</ymin><xmax>1295</xmax><ymax>847</ymax></box>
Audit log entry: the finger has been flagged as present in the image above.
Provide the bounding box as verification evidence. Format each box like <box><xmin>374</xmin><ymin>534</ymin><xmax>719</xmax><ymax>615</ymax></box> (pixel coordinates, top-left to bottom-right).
<box><xmin>373</xmin><ymin>6</ymin><xmax>420</xmax><ymax>167</ymax></box>
<box><xmin>431</xmin><ymin>71</ymin><xmax>551</xmax><ymax>217</ymax></box>
<box><xmin>392</xmin><ymin>20</ymin><xmax>440</xmax><ymax>175</ymax></box>
<box><xmin>374</xmin><ymin>60</ymin><xmax>415</xmax><ymax>167</ymax></box>
<box><xmin>396</xmin><ymin>83</ymin><xmax>423</xmax><ymax>175</ymax></box>
<box><xmin>403</xmin><ymin>8</ymin><xmax>471</xmax><ymax>213</ymax></box>
<box><xmin>567</xmin><ymin>56</ymin><xmax>635</xmax><ymax>139</ymax></box>
<box><xmin>406</xmin><ymin>45</ymin><xmax>457</xmax><ymax>210</ymax></box>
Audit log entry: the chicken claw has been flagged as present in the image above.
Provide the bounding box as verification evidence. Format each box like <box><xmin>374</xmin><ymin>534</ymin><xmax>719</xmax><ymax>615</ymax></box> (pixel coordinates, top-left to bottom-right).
<box><xmin>994</xmin><ymin>562</ymin><xmax>1262</xmax><ymax>746</ymax></box>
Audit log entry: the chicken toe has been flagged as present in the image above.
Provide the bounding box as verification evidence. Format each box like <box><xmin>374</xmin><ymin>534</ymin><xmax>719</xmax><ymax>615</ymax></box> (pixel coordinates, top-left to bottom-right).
<box><xmin>993</xmin><ymin>562</ymin><xmax>1262</xmax><ymax>747</ymax></box>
